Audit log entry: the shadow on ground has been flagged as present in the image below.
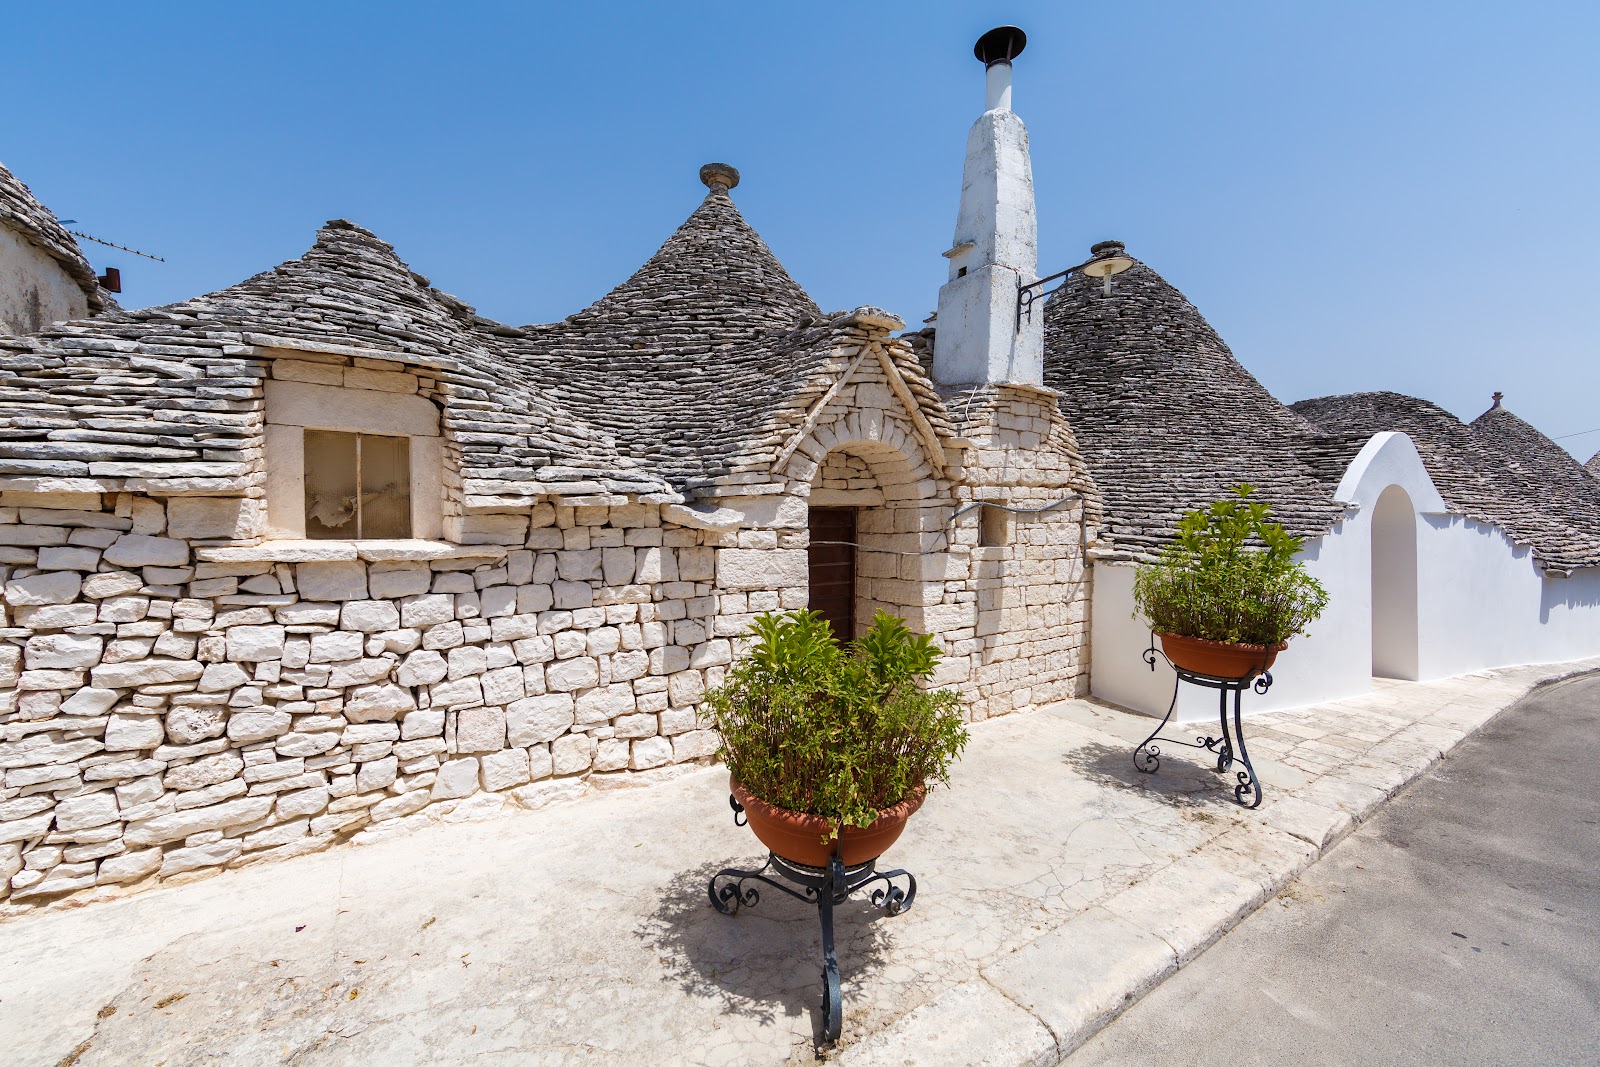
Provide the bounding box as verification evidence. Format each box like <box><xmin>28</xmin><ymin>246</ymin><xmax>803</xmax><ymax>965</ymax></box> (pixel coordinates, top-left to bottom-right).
<box><xmin>1063</xmin><ymin>739</ymin><xmax>1241</xmax><ymax>812</ymax></box>
<box><xmin>636</xmin><ymin>858</ymin><xmax>902</xmax><ymax>1045</ymax></box>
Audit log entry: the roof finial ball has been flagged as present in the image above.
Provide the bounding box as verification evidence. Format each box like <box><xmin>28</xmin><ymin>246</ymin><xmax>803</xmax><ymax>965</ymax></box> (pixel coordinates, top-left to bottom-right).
<box><xmin>974</xmin><ymin>25</ymin><xmax>1027</xmax><ymax>112</ymax></box>
<box><xmin>699</xmin><ymin>163</ymin><xmax>740</xmax><ymax>197</ymax></box>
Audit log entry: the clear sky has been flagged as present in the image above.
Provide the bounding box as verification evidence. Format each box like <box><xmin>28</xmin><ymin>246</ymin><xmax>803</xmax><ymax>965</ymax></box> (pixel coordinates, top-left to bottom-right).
<box><xmin>7</xmin><ymin>1</ymin><xmax>1597</xmax><ymax>459</ymax></box>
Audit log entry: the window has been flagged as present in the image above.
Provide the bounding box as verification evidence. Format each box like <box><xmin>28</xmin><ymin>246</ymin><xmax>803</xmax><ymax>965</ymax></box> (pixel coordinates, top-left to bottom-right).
<box><xmin>979</xmin><ymin>505</ymin><xmax>1008</xmax><ymax>547</ymax></box>
<box><xmin>304</xmin><ymin>430</ymin><xmax>412</xmax><ymax>539</ymax></box>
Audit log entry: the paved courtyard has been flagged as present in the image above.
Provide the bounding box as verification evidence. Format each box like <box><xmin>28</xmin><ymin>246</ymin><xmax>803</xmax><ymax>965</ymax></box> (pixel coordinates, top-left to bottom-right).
<box><xmin>4</xmin><ymin>658</ymin><xmax>1594</xmax><ymax>1067</ymax></box>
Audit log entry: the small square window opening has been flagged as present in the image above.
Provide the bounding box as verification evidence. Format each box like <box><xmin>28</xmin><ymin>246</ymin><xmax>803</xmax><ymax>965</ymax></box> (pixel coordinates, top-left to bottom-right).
<box><xmin>979</xmin><ymin>505</ymin><xmax>1008</xmax><ymax>548</ymax></box>
<box><xmin>304</xmin><ymin>429</ymin><xmax>412</xmax><ymax>539</ymax></box>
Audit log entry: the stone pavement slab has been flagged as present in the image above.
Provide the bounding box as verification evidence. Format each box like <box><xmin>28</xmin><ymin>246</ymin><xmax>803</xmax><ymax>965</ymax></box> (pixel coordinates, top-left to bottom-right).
<box><xmin>2</xmin><ymin>657</ymin><xmax>1595</xmax><ymax>1066</ymax></box>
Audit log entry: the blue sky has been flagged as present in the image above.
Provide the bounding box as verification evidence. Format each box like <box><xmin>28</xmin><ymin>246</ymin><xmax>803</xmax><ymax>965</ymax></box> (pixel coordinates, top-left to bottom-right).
<box><xmin>8</xmin><ymin>1</ymin><xmax>1598</xmax><ymax>458</ymax></box>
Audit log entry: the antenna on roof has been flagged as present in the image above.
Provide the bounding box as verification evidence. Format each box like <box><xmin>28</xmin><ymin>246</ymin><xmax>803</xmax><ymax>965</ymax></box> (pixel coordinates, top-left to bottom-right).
<box><xmin>63</xmin><ymin>227</ymin><xmax>166</xmax><ymax>262</ymax></box>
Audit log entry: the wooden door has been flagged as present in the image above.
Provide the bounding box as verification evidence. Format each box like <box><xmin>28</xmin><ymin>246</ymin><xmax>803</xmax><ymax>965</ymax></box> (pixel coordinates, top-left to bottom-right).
<box><xmin>807</xmin><ymin>507</ymin><xmax>857</xmax><ymax>643</ymax></box>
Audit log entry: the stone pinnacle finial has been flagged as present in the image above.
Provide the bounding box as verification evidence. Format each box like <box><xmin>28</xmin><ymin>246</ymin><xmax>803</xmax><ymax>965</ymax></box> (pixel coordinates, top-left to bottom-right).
<box><xmin>699</xmin><ymin>163</ymin><xmax>740</xmax><ymax>196</ymax></box>
<box><xmin>1492</xmin><ymin>391</ymin><xmax>1504</xmax><ymax>408</ymax></box>
<box><xmin>1090</xmin><ymin>240</ymin><xmax>1126</xmax><ymax>257</ymax></box>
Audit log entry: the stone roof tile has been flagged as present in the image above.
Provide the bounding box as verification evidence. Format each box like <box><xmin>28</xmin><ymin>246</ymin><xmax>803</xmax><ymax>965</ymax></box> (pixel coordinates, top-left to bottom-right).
<box><xmin>1042</xmin><ymin>257</ymin><xmax>1346</xmax><ymax>559</ymax></box>
<box><xmin>0</xmin><ymin>161</ymin><xmax>104</xmax><ymax>315</ymax></box>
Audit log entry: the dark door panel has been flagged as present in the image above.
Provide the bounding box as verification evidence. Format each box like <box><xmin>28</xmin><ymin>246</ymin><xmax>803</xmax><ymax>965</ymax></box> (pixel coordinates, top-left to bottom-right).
<box><xmin>808</xmin><ymin>507</ymin><xmax>856</xmax><ymax>643</ymax></box>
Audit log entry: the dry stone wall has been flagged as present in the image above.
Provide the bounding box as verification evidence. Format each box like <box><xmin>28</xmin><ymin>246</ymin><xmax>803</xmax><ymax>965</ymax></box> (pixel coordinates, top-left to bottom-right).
<box><xmin>0</xmin><ymin>492</ymin><xmax>818</xmax><ymax>909</ymax></box>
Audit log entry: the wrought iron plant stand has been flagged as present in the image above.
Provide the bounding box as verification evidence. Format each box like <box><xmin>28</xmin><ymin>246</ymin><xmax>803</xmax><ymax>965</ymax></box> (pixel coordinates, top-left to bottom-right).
<box><xmin>707</xmin><ymin>795</ymin><xmax>917</xmax><ymax>1045</ymax></box>
<box><xmin>1133</xmin><ymin>638</ymin><xmax>1272</xmax><ymax>808</ymax></box>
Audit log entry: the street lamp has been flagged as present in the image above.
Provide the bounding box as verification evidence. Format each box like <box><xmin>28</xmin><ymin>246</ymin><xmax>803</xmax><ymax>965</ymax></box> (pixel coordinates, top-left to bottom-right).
<box><xmin>1017</xmin><ymin>240</ymin><xmax>1136</xmax><ymax>328</ymax></box>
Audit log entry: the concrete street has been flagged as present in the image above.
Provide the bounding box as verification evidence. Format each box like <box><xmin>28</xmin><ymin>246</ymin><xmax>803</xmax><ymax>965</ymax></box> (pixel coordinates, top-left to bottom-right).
<box><xmin>1070</xmin><ymin>671</ymin><xmax>1600</xmax><ymax>1067</ymax></box>
<box><xmin>2</xmin><ymin>659</ymin><xmax>1593</xmax><ymax>1066</ymax></box>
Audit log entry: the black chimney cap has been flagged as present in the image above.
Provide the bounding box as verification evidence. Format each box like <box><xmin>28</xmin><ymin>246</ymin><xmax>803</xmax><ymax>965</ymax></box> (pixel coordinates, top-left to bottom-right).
<box><xmin>974</xmin><ymin>26</ymin><xmax>1027</xmax><ymax>66</ymax></box>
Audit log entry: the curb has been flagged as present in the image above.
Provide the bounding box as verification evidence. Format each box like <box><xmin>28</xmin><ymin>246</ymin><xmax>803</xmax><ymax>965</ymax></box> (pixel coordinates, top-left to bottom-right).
<box><xmin>835</xmin><ymin>661</ymin><xmax>1600</xmax><ymax>1066</ymax></box>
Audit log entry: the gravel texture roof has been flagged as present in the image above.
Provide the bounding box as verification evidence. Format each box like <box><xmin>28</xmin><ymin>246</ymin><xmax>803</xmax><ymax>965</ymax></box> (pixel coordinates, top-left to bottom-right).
<box><xmin>0</xmin><ymin>160</ymin><xmax>104</xmax><ymax>315</ymax></box>
<box><xmin>1292</xmin><ymin>391</ymin><xmax>1600</xmax><ymax>573</ymax></box>
<box><xmin>1041</xmin><ymin>256</ymin><xmax>1348</xmax><ymax>560</ymax></box>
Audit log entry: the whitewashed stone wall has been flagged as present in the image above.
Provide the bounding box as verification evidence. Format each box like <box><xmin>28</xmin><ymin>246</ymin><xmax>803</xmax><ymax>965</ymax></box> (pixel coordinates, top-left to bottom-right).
<box><xmin>0</xmin><ymin>492</ymin><xmax>803</xmax><ymax>908</ymax></box>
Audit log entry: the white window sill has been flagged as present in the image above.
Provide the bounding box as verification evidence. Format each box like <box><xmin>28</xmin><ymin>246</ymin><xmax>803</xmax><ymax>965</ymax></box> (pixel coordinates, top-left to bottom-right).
<box><xmin>194</xmin><ymin>539</ymin><xmax>509</xmax><ymax>564</ymax></box>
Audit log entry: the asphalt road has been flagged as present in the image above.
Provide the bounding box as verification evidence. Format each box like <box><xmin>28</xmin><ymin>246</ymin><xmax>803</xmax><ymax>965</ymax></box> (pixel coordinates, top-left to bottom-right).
<box><xmin>1068</xmin><ymin>671</ymin><xmax>1600</xmax><ymax>1067</ymax></box>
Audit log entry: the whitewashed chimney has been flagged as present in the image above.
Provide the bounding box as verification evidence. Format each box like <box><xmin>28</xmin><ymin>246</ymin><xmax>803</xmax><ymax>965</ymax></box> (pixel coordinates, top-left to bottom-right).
<box><xmin>933</xmin><ymin>26</ymin><xmax>1042</xmax><ymax>388</ymax></box>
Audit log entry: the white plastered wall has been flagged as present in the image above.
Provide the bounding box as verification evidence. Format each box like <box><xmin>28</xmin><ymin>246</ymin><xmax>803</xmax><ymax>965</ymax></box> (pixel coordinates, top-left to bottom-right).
<box><xmin>263</xmin><ymin>376</ymin><xmax>444</xmax><ymax>540</ymax></box>
<box><xmin>1090</xmin><ymin>431</ymin><xmax>1600</xmax><ymax>720</ymax></box>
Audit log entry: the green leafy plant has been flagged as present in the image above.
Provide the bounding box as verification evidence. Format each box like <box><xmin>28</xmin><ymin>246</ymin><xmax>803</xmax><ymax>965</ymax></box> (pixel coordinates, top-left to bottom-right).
<box><xmin>707</xmin><ymin>609</ymin><xmax>969</xmax><ymax>832</ymax></box>
<box><xmin>1133</xmin><ymin>484</ymin><xmax>1330</xmax><ymax>646</ymax></box>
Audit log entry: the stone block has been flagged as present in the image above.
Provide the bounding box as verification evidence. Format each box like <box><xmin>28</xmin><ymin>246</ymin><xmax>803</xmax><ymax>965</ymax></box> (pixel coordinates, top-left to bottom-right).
<box><xmin>98</xmin><ymin>847</ymin><xmax>162</xmax><ymax>884</ymax></box>
<box><xmin>227</xmin><ymin>625</ymin><xmax>286</xmax><ymax>662</ymax></box>
<box><xmin>309</xmin><ymin>631</ymin><xmax>365</xmax><ymax>664</ymax></box>
<box><xmin>356</xmin><ymin>755</ymin><xmax>398</xmax><ymax>792</ymax></box>
<box><xmin>667</xmin><ymin>670</ymin><xmax>706</xmax><ymax>707</ymax></box>
<box><xmin>91</xmin><ymin>658</ymin><xmax>204</xmax><ymax>689</ymax></box>
<box><xmin>671</xmin><ymin>729</ymin><xmax>721</xmax><ymax>762</ymax></box>
<box><xmin>342</xmin><ymin>600</ymin><xmax>401</xmax><ymax>633</ymax></box>
<box><xmin>276</xmin><ymin>786</ymin><xmax>330</xmax><ymax>819</ymax></box>
<box><xmin>401</xmin><ymin>708</ymin><xmax>446</xmax><ymax>740</ymax></box>
<box><xmin>53</xmin><ymin>791</ymin><xmax>120</xmax><ymax>832</ymax></box>
<box><xmin>24</xmin><ymin>633</ymin><xmax>103</xmax><ymax>670</ymax></box>
<box><xmin>369</xmin><ymin>563</ymin><xmax>431</xmax><ymax>599</ymax></box>
<box><xmin>167</xmin><ymin>706</ymin><xmax>227</xmax><ymax>744</ymax></box>
<box><xmin>276</xmin><ymin>731</ymin><xmax>341</xmax><ymax>758</ymax></box>
<box><xmin>506</xmin><ymin>694</ymin><xmax>575</xmax><ymax>746</ymax></box>
<box><xmin>429</xmin><ymin>676</ymin><xmax>483</xmax><ymax>708</ymax></box>
<box><xmin>104</xmin><ymin>534</ymin><xmax>189</xmax><ymax>568</ymax></box>
<box><xmin>396</xmin><ymin>648</ymin><xmax>448</xmax><ymax>686</ymax></box>
<box><xmin>593</xmin><ymin>737</ymin><xmax>629</xmax><ymax>772</ymax></box>
<box><xmin>167</xmin><ymin>497</ymin><xmax>252</xmax><ymax>540</ymax></box>
<box><xmin>545</xmin><ymin>657</ymin><xmax>599</xmax><ymax>692</ymax></box>
<box><xmin>226</xmin><ymin>710</ymin><xmax>291</xmax><ymax>743</ymax></box>
<box><xmin>297</xmin><ymin>561</ymin><xmax>369</xmax><ymax>601</ymax></box>
<box><xmin>551</xmin><ymin>733</ymin><xmax>595</xmax><ymax>775</ymax></box>
<box><xmin>344</xmin><ymin>683</ymin><xmax>415</xmax><ymax>723</ymax></box>
<box><xmin>456</xmin><ymin>706</ymin><xmax>507</xmax><ymax>753</ymax></box>
<box><xmin>5</xmin><ymin>571</ymin><xmax>82</xmax><ymax>606</ymax></box>
<box><xmin>124</xmin><ymin>794</ymin><xmax>274</xmax><ymax>846</ymax></box>
<box><xmin>60</xmin><ymin>687</ymin><xmax>120</xmax><ymax>717</ymax></box>
<box><xmin>38</xmin><ymin>545</ymin><xmax>101</xmax><ymax>571</ymax></box>
<box><xmin>431</xmin><ymin>757</ymin><xmax>480</xmax><ymax>800</ymax></box>
<box><xmin>479</xmin><ymin>665</ymin><xmax>524</xmax><ymax>705</ymax></box>
<box><xmin>629</xmin><ymin>736</ymin><xmax>673</xmax><ymax>770</ymax></box>
<box><xmin>198</xmin><ymin>662</ymin><xmax>252</xmax><ymax>692</ymax></box>
<box><xmin>576</xmin><ymin>684</ymin><xmax>638</xmax><ymax>725</ymax></box>
<box><xmin>613</xmin><ymin>713</ymin><xmax>658</xmax><ymax>739</ymax></box>
<box><xmin>160</xmin><ymin>840</ymin><xmax>243</xmax><ymax>876</ymax></box>
<box><xmin>105</xmin><ymin>713</ymin><xmax>165</xmax><ymax>751</ymax></box>
<box><xmin>166</xmin><ymin>752</ymin><xmax>244</xmax><ymax>791</ymax></box>
<box><xmin>480</xmin><ymin>748</ymin><xmax>531</xmax><ymax>791</ymax></box>
<box><xmin>715</xmin><ymin>548</ymin><xmax>807</xmax><ymax>591</ymax></box>
<box><xmin>328</xmin><ymin>658</ymin><xmax>394</xmax><ymax>688</ymax></box>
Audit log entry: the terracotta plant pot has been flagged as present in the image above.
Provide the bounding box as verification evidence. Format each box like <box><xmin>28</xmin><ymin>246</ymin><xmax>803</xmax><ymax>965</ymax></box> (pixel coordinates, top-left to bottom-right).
<box><xmin>730</xmin><ymin>777</ymin><xmax>926</xmax><ymax>868</ymax></box>
<box><xmin>1158</xmin><ymin>632</ymin><xmax>1287</xmax><ymax>680</ymax></box>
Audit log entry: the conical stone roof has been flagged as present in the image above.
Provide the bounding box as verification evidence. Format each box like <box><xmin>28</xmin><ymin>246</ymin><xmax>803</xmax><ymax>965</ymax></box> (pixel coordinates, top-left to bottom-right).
<box><xmin>1587</xmin><ymin>450</ymin><xmax>1600</xmax><ymax>479</ymax></box>
<box><xmin>0</xmin><ymin>160</ymin><xmax>104</xmax><ymax>317</ymax></box>
<box><xmin>500</xmin><ymin>180</ymin><xmax>859</xmax><ymax>492</ymax></box>
<box><xmin>1042</xmin><ymin>256</ymin><xmax>1347</xmax><ymax>559</ymax></box>
<box><xmin>1292</xmin><ymin>391</ymin><xmax>1600</xmax><ymax>573</ymax></box>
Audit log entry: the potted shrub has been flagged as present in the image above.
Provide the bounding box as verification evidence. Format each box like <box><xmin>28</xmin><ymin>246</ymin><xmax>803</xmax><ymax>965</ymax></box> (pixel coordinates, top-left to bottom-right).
<box><xmin>706</xmin><ymin>608</ymin><xmax>968</xmax><ymax>868</ymax></box>
<box><xmin>1133</xmin><ymin>484</ymin><xmax>1330</xmax><ymax>679</ymax></box>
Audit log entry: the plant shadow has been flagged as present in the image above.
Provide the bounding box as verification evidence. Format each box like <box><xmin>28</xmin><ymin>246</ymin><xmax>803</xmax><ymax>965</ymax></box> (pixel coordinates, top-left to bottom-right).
<box><xmin>635</xmin><ymin>856</ymin><xmax>902</xmax><ymax>1047</ymax></box>
<box><xmin>1062</xmin><ymin>738</ymin><xmax>1242</xmax><ymax>812</ymax></box>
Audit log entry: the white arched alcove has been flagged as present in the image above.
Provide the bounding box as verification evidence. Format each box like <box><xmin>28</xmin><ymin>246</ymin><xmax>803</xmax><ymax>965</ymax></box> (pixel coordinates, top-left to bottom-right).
<box><xmin>1371</xmin><ymin>484</ymin><xmax>1419</xmax><ymax>679</ymax></box>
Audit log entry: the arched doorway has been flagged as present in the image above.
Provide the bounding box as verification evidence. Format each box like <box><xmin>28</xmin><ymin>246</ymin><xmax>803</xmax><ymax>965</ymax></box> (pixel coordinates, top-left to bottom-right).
<box><xmin>806</xmin><ymin>440</ymin><xmax>937</xmax><ymax>642</ymax></box>
<box><xmin>1371</xmin><ymin>484</ymin><xmax>1419</xmax><ymax>679</ymax></box>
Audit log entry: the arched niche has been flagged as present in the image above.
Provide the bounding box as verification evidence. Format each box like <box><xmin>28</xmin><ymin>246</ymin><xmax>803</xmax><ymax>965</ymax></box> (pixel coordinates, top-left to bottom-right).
<box><xmin>1371</xmin><ymin>483</ymin><xmax>1420</xmax><ymax>679</ymax></box>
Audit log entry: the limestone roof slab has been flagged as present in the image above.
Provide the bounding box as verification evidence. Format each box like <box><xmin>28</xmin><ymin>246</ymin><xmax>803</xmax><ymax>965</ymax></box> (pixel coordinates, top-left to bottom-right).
<box><xmin>0</xmin><ymin>161</ymin><xmax>104</xmax><ymax>315</ymax></box>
